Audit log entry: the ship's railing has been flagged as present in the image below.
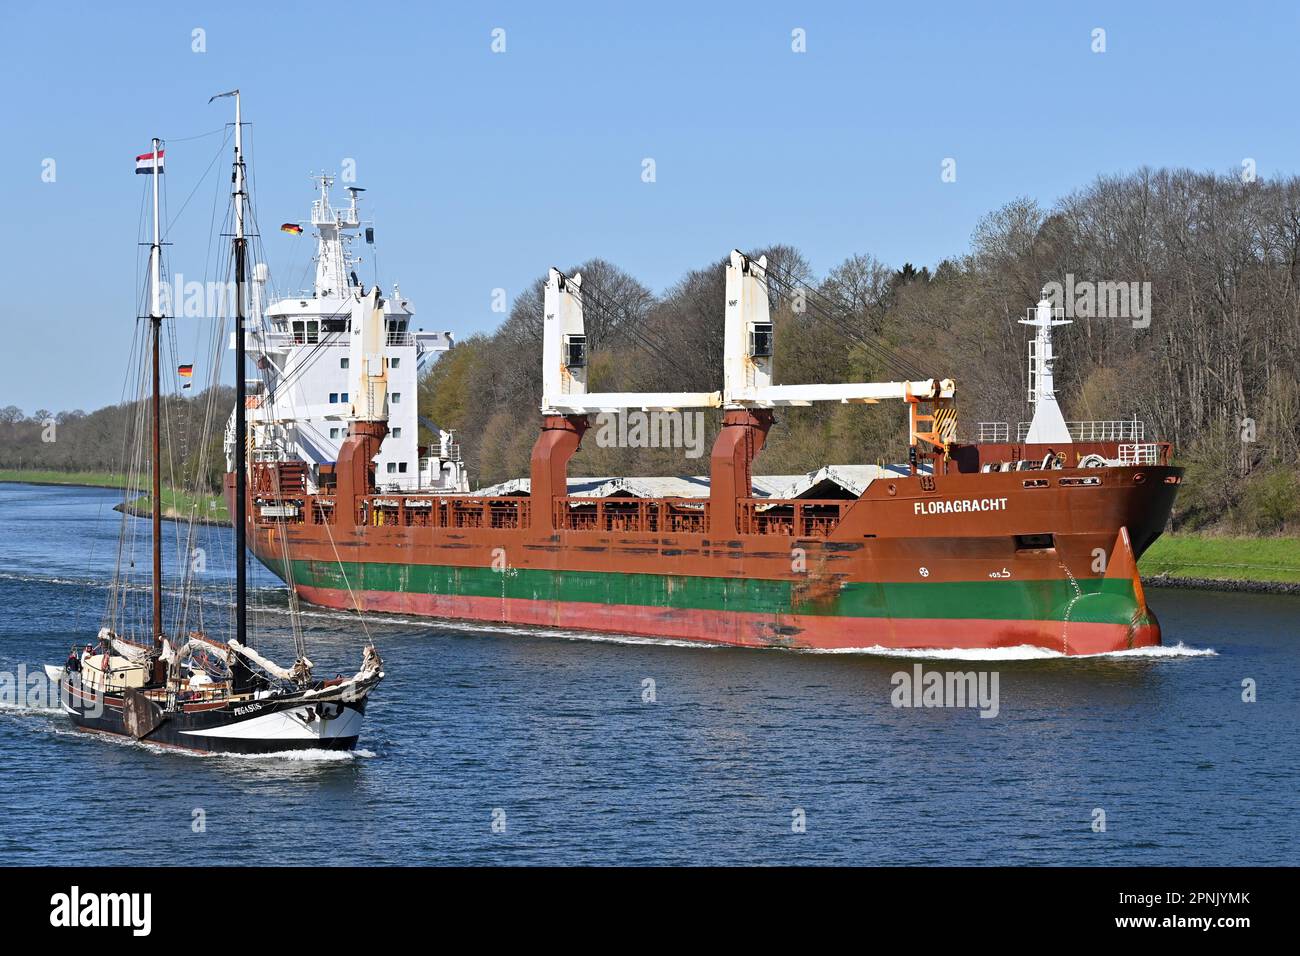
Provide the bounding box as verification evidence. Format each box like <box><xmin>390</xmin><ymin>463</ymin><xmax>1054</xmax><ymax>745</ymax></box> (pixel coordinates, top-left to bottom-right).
<box><xmin>737</xmin><ymin>499</ymin><xmax>848</xmax><ymax>537</ymax></box>
<box><xmin>256</xmin><ymin>491</ymin><xmax>861</xmax><ymax>536</ymax></box>
<box><xmin>312</xmin><ymin>497</ymin><xmax>336</xmax><ymax>524</ymax></box>
<box><xmin>1015</xmin><ymin>419</ymin><xmax>1145</xmax><ymax>442</ymax></box>
<box><xmin>1118</xmin><ymin>443</ymin><xmax>1161</xmax><ymax>466</ymax></box>
<box><xmin>553</xmin><ymin>497</ymin><xmax>708</xmax><ymax>534</ymax></box>
<box><xmin>976</xmin><ymin>422</ymin><xmax>1010</xmax><ymax>443</ymax></box>
<box><xmin>386</xmin><ymin>332</ymin><xmax>415</xmax><ymax>347</ymax></box>
<box><xmin>356</xmin><ymin>495</ymin><xmax>530</xmax><ymax>529</ymax></box>
<box><xmin>254</xmin><ymin>493</ymin><xmax>532</xmax><ymax>529</ymax></box>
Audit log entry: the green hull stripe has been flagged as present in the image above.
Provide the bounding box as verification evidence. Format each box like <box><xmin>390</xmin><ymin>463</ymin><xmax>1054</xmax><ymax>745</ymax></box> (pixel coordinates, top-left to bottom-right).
<box><xmin>262</xmin><ymin>556</ymin><xmax>1142</xmax><ymax>625</ymax></box>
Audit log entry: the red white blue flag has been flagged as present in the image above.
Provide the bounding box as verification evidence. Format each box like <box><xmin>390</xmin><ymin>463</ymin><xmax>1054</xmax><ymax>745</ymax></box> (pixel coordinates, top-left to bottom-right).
<box><xmin>135</xmin><ymin>149</ymin><xmax>165</xmax><ymax>175</ymax></box>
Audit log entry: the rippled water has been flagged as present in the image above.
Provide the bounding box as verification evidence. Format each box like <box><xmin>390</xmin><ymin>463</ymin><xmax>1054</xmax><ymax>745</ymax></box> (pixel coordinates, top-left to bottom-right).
<box><xmin>0</xmin><ymin>482</ymin><xmax>1296</xmax><ymax>865</ymax></box>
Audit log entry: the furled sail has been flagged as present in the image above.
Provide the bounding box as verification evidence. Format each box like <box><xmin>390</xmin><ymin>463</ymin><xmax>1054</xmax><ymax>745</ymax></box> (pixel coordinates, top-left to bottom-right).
<box><xmin>111</xmin><ymin>637</ymin><xmax>152</xmax><ymax>662</ymax></box>
<box><xmin>229</xmin><ymin>638</ymin><xmax>301</xmax><ymax>682</ymax></box>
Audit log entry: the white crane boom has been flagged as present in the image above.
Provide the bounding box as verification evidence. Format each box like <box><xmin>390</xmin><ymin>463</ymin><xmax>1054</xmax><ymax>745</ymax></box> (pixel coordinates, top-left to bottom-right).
<box><xmin>537</xmin><ymin>253</ymin><xmax>954</xmax><ymax>447</ymax></box>
<box><xmin>721</xmin><ymin>250</ymin><xmax>954</xmax><ymax>408</ymax></box>
<box><xmin>541</xmin><ymin>267</ymin><xmax>721</xmax><ymax>413</ymax></box>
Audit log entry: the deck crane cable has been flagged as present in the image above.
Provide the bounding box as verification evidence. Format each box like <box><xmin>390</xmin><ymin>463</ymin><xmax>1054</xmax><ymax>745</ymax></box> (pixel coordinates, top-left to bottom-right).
<box><xmin>755</xmin><ymin>259</ymin><xmax>930</xmax><ymax>378</ymax></box>
<box><xmin>581</xmin><ymin>258</ymin><xmax>934</xmax><ymax>396</ymax></box>
<box><xmin>748</xmin><ymin>255</ymin><xmax>933</xmax><ymax>383</ymax></box>
<box><xmin>576</xmin><ymin>278</ymin><xmax>709</xmax><ymax>388</ymax></box>
<box><xmin>757</xmin><ymin>265</ymin><xmax>926</xmax><ymax>383</ymax></box>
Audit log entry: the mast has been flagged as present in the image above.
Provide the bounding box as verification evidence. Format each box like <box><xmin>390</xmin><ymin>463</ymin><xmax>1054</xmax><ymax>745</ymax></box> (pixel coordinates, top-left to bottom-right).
<box><xmin>233</xmin><ymin>93</ymin><xmax>248</xmax><ymax>651</ymax></box>
<box><xmin>212</xmin><ymin>89</ymin><xmax>248</xmax><ymax>650</ymax></box>
<box><xmin>148</xmin><ymin>136</ymin><xmax>163</xmax><ymax>649</ymax></box>
<box><xmin>1019</xmin><ymin>293</ymin><xmax>1073</xmax><ymax>444</ymax></box>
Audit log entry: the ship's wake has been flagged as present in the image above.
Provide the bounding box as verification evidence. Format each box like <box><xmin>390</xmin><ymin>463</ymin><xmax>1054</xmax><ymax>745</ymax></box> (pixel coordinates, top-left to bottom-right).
<box><xmin>803</xmin><ymin>641</ymin><xmax>1217</xmax><ymax>661</ymax></box>
<box><xmin>30</xmin><ymin>721</ymin><xmax>377</xmax><ymax>762</ymax></box>
<box><xmin>217</xmin><ymin>748</ymin><xmax>375</xmax><ymax>763</ymax></box>
<box><xmin>0</xmin><ymin>699</ymin><xmax>64</xmax><ymax>716</ymax></box>
<box><xmin>278</xmin><ymin>607</ymin><xmax>1222</xmax><ymax>660</ymax></box>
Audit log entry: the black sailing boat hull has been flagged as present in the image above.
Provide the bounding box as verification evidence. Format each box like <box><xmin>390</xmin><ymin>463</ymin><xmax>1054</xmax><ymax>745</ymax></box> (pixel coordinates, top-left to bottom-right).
<box><xmin>59</xmin><ymin>676</ymin><xmax>370</xmax><ymax>755</ymax></box>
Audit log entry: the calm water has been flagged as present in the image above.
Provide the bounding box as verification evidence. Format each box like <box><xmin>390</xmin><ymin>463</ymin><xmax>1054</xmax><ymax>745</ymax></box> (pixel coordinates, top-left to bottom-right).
<box><xmin>0</xmin><ymin>482</ymin><xmax>1296</xmax><ymax>866</ymax></box>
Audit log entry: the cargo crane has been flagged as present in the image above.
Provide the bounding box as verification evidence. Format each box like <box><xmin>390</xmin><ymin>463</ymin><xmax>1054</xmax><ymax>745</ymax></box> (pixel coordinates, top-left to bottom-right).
<box><xmin>536</xmin><ymin>250</ymin><xmax>959</xmax><ymax>531</ymax></box>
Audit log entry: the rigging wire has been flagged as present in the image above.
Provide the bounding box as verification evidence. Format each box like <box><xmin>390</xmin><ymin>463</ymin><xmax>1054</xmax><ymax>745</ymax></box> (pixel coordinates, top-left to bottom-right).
<box><xmin>746</xmin><ymin>254</ymin><xmax>934</xmax><ymax>383</ymax></box>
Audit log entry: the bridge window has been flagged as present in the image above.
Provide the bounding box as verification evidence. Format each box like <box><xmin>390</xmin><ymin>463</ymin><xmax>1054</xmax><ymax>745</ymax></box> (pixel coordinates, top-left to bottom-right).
<box><xmin>391</xmin><ymin>392</ymin><xmax>401</xmax><ymax>404</ymax></box>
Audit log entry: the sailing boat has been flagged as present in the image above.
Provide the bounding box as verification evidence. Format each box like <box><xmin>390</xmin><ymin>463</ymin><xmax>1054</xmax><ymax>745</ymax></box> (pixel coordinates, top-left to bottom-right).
<box><xmin>45</xmin><ymin>92</ymin><xmax>384</xmax><ymax>754</ymax></box>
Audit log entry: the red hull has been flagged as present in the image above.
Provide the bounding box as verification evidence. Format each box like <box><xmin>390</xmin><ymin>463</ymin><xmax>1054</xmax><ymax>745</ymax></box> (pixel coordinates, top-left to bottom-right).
<box><xmin>297</xmin><ymin>583</ymin><xmax>1161</xmax><ymax>656</ymax></box>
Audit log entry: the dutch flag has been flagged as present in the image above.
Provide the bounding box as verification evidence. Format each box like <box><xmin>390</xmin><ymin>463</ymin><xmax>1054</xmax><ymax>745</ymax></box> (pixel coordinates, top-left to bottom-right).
<box><xmin>135</xmin><ymin>148</ymin><xmax>164</xmax><ymax>175</ymax></box>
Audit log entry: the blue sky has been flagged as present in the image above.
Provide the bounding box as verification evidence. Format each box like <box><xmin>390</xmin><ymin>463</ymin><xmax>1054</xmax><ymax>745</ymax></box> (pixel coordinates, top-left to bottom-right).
<box><xmin>2</xmin><ymin>0</ymin><xmax>1297</xmax><ymax>411</ymax></box>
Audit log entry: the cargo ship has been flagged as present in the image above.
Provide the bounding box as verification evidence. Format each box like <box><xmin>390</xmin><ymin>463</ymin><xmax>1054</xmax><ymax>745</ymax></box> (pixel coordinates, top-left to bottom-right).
<box><xmin>228</xmin><ymin>185</ymin><xmax>1181</xmax><ymax>655</ymax></box>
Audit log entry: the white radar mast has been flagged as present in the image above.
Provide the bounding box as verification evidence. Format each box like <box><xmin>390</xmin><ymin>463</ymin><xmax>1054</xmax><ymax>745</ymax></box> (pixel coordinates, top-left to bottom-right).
<box><xmin>1019</xmin><ymin>292</ymin><xmax>1073</xmax><ymax>444</ymax></box>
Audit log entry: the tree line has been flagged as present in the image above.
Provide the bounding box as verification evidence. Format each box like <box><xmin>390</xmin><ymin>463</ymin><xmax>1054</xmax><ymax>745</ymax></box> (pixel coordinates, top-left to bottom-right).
<box><xmin>0</xmin><ymin>388</ymin><xmax>234</xmax><ymax>493</ymax></box>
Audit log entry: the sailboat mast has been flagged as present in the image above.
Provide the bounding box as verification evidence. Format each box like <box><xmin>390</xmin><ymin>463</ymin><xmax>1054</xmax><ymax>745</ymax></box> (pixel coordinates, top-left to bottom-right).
<box><xmin>148</xmin><ymin>136</ymin><xmax>163</xmax><ymax>649</ymax></box>
<box><xmin>231</xmin><ymin>93</ymin><xmax>248</xmax><ymax>650</ymax></box>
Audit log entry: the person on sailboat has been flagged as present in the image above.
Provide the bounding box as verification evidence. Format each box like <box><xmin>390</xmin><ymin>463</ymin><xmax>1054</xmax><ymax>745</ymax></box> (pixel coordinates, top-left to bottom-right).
<box><xmin>66</xmin><ymin>647</ymin><xmax>81</xmax><ymax>674</ymax></box>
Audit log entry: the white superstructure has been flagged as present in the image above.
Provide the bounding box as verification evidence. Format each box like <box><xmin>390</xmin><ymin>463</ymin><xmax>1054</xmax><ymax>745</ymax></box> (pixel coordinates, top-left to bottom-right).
<box><xmin>225</xmin><ymin>175</ymin><xmax>467</xmax><ymax>493</ymax></box>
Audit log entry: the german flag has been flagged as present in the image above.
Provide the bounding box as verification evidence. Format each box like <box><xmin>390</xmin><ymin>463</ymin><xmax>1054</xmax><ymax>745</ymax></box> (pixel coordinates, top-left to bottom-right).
<box><xmin>178</xmin><ymin>364</ymin><xmax>194</xmax><ymax>378</ymax></box>
<box><xmin>280</xmin><ymin>223</ymin><xmax>304</xmax><ymax>235</ymax></box>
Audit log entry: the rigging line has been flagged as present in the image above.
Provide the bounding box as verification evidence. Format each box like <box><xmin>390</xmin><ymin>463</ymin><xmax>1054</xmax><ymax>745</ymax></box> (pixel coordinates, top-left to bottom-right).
<box><xmin>111</xmin><ymin>214</ymin><xmax>156</xmax><ymax>629</ymax></box>
<box><xmin>175</xmin><ymin>308</ymin><xmax>229</xmax><ymax>635</ymax></box>
<box><xmin>766</xmin><ymin>273</ymin><xmax>927</xmax><ymax>382</ymax></box>
<box><xmin>258</xmin><ymin>306</ymin><xmax>356</xmax><ymax>403</ymax></box>
<box><xmin>163</xmin><ymin>127</ymin><xmax>232</xmax><ymax>239</ymax></box>
<box><xmin>260</xmin><ymin>432</ymin><xmax>308</xmax><ymax>661</ymax></box>
<box><xmin>110</xmin><ymin>322</ymin><xmax>145</xmax><ymax>598</ymax></box>
<box><xmin>317</xmin><ymin>501</ymin><xmax>373</xmax><ymax>647</ymax></box>
<box><xmin>247</xmin><ymin>290</ymin><xmax>358</xmax><ymax>402</ymax></box>
<box><xmin>579</xmin><ymin>280</ymin><xmax>699</xmax><ymax>383</ymax></box>
<box><xmin>582</xmin><ymin>276</ymin><xmax>724</xmax><ymax>386</ymax></box>
<box><xmin>161</xmin><ymin>322</ymin><xmax>195</xmax><ymax>639</ymax></box>
<box><xmin>753</xmin><ymin>258</ymin><xmax>933</xmax><ymax>380</ymax></box>
<box><xmin>165</xmin><ymin>126</ymin><xmax>228</xmax><ymax>143</ymax></box>
<box><xmin>201</xmin><ymin>143</ymin><xmax>234</xmax><ymax>322</ymax></box>
<box><xmin>117</xmin><ymin>320</ymin><xmax>152</xmax><ymax>638</ymax></box>
<box><xmin>176</xmin><ymin>372</ymin><xmax>221</xmax><ymax>638</ymax></box>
